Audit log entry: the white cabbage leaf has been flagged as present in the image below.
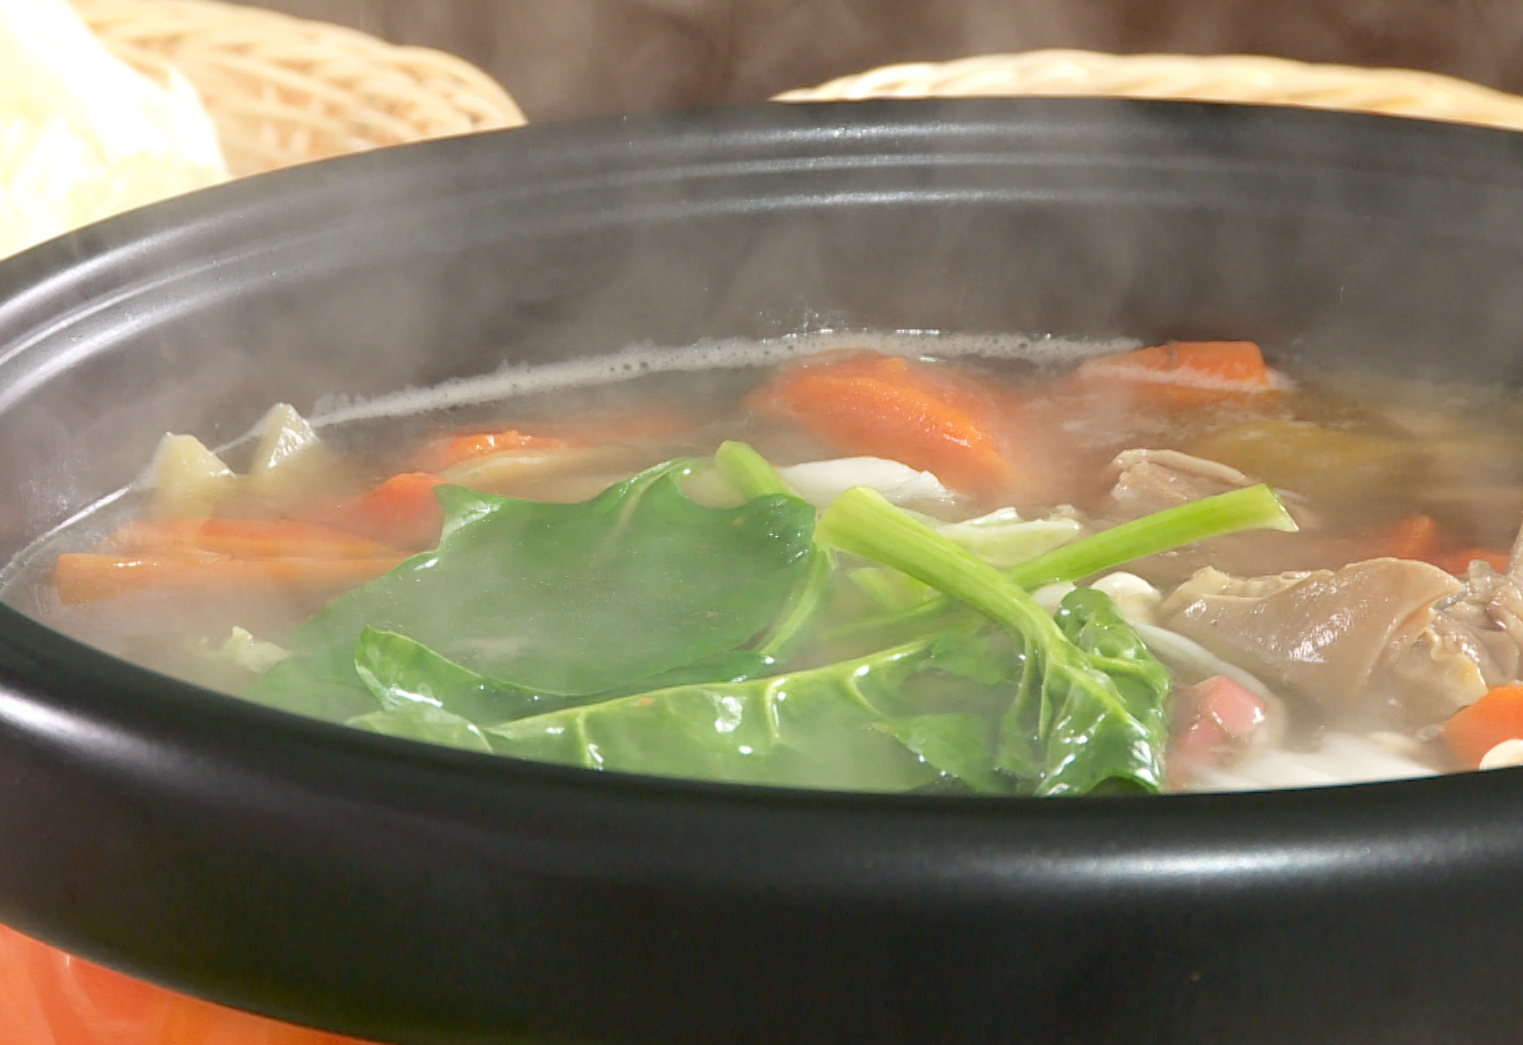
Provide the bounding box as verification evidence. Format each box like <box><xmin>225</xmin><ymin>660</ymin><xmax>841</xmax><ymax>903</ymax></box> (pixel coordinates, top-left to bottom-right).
<box><xmin>0</xmin><ymin>0</ymin><xmax>227</xmax><ymax>258</ymax></box>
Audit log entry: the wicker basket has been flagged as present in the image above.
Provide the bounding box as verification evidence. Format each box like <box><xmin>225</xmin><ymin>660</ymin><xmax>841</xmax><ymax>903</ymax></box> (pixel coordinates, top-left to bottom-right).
<box><xmin>776</xmin><ymin>49</ymin><xmax>1523</xmax><ymax>132</ymax></box>
<box><xmin>73</xmin><ymin>0</ymin><xmax>526</xmax><ymax>176</ymax></box>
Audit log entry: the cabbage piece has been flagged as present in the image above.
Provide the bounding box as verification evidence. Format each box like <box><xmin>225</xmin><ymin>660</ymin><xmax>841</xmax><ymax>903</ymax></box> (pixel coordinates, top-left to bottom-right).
<box><xmin>776</xmin><ymin>456</ymin><xmax>955</xmax><ymax>508</ymax></box>
<box><xmin>0</xmin><ymin>0</ymin><xmax>226</xmax><ymax>258</ymax></box>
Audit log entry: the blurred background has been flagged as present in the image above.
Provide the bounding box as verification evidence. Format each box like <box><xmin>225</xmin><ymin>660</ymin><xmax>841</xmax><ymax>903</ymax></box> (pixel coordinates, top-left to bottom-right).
<box><xmin>248</xmin><ymin>0</ymin><xmax>1523</xmax><ymax>121</ymax></box>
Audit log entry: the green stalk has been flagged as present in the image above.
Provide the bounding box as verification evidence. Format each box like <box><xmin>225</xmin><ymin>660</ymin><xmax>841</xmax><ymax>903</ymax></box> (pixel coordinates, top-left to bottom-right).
<box><xmin>826</xmin><ymin>483</ymin><xmax>1297</xmax><ymax>645</ymax></box>
<box><xmin>816</xmin><ymin>487</ymin><xmax>1063</xmax><ymax>644</ymax></box>
<box><xmin>714</xmin><ymin>440</ymin><xmax>791</xmax><ymax>498</ymax></box>
<box><xmin>1006</xmin><ymin>483</ymin><xmax>1296</xmax><ymax>590</ymax></box>
<box><xmin>714</xmin><ymin>441</ymin><xmax>833</xmax><ymax>662</ymax></box>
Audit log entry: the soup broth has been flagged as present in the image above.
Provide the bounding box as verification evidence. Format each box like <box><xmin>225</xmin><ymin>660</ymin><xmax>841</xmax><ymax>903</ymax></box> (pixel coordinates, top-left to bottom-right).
<box><xmin>7</xmin><ymin>332</ymin><xmax>1522</xmax><ymax>795</ymax></box>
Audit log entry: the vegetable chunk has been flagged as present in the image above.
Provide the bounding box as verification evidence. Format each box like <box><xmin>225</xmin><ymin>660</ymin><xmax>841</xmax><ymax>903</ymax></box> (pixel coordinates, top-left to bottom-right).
<box><xmin>747</xmin><ymin>351</ymin><xmax>1033</xmax><ymax>500</ymax></box>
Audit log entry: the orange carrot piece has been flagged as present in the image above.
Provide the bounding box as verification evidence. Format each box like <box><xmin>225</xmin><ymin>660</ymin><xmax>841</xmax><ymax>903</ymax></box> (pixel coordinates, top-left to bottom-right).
<box><xmin>1430</xmin><ymin>546</ymin><xmax>1511</xmax><ymax>576</ymax></box>
<box><xmin>1443</xmin><ymin>685</ymin><xmax>1523</xmax><ymax>768</ymax></box>
<box><xmin>52</xmin><ymin>552</ymin><xmax>405</xmax><ymax>606</ymax></box>
<box><xmin>1073</xmin><ymin>341</ymin><xmax>1278</xmax><ymax>406</ymax></box>
<box><xmin>110</xmin><ymin>517</ymin><xmax>401</xmax><ymax>560</ymax></box>
<box><xmin>1372</xmin><ymin>515</ymin><xmax>1443</xmax><ymax>561</ymax></box>
<box><xmin>303</xmin><ymin>472</ymin><xmax>448</xmax><ymax>550</ymax></box>
<box><xmin>413</xmin><ymin>429</ymin><xmax>567</xmax><ymax>472</ymax></box>
<box><xmin>746</xmin><ymin>351</ymin><xmax>1029</xmax><ymax>499</ymax></box>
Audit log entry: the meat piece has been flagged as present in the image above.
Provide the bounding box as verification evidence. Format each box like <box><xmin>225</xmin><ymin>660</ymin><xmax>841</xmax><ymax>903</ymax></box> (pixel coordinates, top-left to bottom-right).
<box><xmin>1158</xmin><ymin>559</ymin><xmax>1464</xmax><ymax>723</ymax></box>
<box><xmin>1386</xmin><ymin>525</ymin><xmax>1523</xmax><ymax>718</ymax></box>
<box><xmin>1106</xmin><ymin>448</ymin><xmax>1255</xmax><ymax>518</ymax></box>
<box><xmin>1101</xmin><ymin>448</ymin><xmax>1355</xmax><ymax>585</ymax></box>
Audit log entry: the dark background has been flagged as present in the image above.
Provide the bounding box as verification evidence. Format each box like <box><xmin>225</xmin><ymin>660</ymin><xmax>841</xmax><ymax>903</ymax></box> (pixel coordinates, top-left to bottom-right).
<box><xmin>249</xmin><ymin>0</ymin><xmax>1523</xmax><ymax>122</ymax></box>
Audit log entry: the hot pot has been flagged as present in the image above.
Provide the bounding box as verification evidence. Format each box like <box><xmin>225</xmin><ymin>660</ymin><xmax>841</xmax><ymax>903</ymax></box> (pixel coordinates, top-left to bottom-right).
<box><xmin>2</xmin><ymin>99</ymin><xmax>1523</xmax><ymax>1045</ymax></box>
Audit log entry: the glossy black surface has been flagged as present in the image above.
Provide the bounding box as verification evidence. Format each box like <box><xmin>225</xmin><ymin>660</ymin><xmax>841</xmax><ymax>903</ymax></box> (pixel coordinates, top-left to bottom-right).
<box><xmin>2</xmin><ymin>99</ymin><xmax>1523</xmax><ymax>1045</ymax></box>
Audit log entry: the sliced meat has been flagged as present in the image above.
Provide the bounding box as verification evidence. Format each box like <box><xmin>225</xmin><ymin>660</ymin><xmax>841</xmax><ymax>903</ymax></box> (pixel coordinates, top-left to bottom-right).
<box><xmin>1100</xmin><ymin>448</ymin><xmax>1355</xmax><ymax>585</ymax></box>
<box><xmin>1158</xmin><ymin>559</ymin><xmax>1464</xmax><ymax>724</ymax></box>
<box><xmin>1106</xmin><ymin>448</ymin><xmax>1256</xmax><ymax>518</ymax></box>
<box><xmin>1388</xmin><ymin>522</ymin><xmax>1523</xmax><ymax>718</ymax></box>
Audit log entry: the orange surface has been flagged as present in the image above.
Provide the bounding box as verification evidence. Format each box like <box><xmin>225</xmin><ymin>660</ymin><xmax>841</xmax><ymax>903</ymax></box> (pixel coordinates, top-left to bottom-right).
<box><xmin>1072</xmin><ymin>340</ymin><xmax>1278</xmax><ymax>406</ymax></box>
<box><xmin>747</xmin><ymin>350</ymin><xmax>1036</xmax><ymax>500</ymax></box>
<box><xmin>0</xmin><ymin>923</ymin><xmax>370</xmax><ymax>1044</ymax></box>
<box><xmin>302</xmin><ymin>472</ymin><xmax>448</xmax><ymax>550</ymax></box>
<box><xmin>52</xmin><ymin>553</ymin><xmax>405</xmax><ymax>606</ymax></box>
<box><xmin>1443</xmin><ymin>685</ymin><xmax>1523</xmax><ymax>768</ymax></box>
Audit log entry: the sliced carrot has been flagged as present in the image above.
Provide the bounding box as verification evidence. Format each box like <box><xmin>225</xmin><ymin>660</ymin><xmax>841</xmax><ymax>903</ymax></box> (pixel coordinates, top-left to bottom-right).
<box><xmin>1429</xmin><ymin>545</ymin><xmax>1511</xmax><ymax>576</ymax></box>
<box><xmin>1073</xmin><ymin>340</ymin><xmax>1279</xmax><ymax>406</ymax></box>
<box><xmin>1372</xmin><ymin>514</ymin><xmax>1443</xmax><ymax>561</ymax></box>
<box><xmin>302</xmin><ymin>471</ymin><xmax>448</xmax><ymax>550</ymax></box>
<box><xmin>746</xmin><ymin>351</ymin><xmax>1032</xmax><ymax>500</ymax></box>
<box><xmin>52</xmin><ymin>552</ymin><xmax>404</xmax><ymax>605</ymax></box>
<box><xmin>110</xmin><ymin>517</ymin><xmax>401</xmax><ymax>560</ymax></box>
<box><xmin>1443</xmin><ymin>685</ymin><xmax>1523</xmax><ymax>769</ymax></box>
<box><xmin>412</xmin><ymin>429</ymin><xmax>567</xmax><ymax>472</ymax></box>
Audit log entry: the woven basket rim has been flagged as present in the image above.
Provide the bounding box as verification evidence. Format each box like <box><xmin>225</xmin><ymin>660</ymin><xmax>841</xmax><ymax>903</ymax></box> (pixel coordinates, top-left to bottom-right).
<box><xmin>775</xmin><ymin>48</ymin><xmax>1523</xmax><ymax>131</ymax></box>
<box><xmin>74</xmin><ymin>0</ymin><xmax>526</xmax><ymax>176</ymax></box>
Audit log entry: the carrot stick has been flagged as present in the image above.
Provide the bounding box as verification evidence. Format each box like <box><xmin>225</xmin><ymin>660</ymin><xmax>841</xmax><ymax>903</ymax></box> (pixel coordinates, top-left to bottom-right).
<box><xmin>52</xmin><ymin>552</ymin><xmax>405</xmax><ymax>606</ymax></box>
<box><xmin>110</xmin><ymin>517</ymin><xmax>401</xmax><ymax>560</ymax></box>
<box><xmin>745</xmin><ymin>351</ymin><xmax>1031</xmax><ymax>500</ymax></box>
<box><xmin>1073</xmin><ymin>341</ymin><xmax>1280</xmax><ymax>406</ymax></box>
<box><xmin>1442</xmin><ymin>685</ymin><xmax>1523</xmax><ymax>769</ymax></box>
<box><xmin>301</xmin><ymin>472</ymin><xmax>448</xmax><ymax>550</ymax></box>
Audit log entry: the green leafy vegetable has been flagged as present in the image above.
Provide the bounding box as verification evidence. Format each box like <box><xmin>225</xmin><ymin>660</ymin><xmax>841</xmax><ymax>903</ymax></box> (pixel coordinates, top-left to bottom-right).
<box><xmin>875</xmin><ymin>714</ymin><xmax>1013</xmax><ymax>794</ymax></box>
<box><xmin>350</xmin><ymin>627</ymin><xmax>776</xmax><ymax>726</ymax></box>
<box><xmin>348</xmin><ymin>704</ymin><xmax>494</xmax><ymax>753</ymax></box>
<box><xmin>353</xmin><ymin>627</ymin><xmax>550</xmax><ymax>722</ymax></box>
<box><xmin>241</xmin><ymin>655</ymin><xmax>380</xmax><ymax>721</ymax></box>
<box><xmin>714</xmin><ymin>440</ymin><xmax>834</xmax><ymax>662</ymax></box>
<box><xmin>829</xmin><ymin>483</ymin><xmax>1297</xmax><ymax>647</ymax></box>
<box><xmin>285</xmin><ymin>458</ymin><xmax>818</xmax><ymax>697</ymax></box>
<box><xmin>1006</xmin><ymin>483</ymin><xmax>1297</xmax><ymax>591</ymax></box>
<box><xmin>996</xmin><ymin>587</ymin><xmax>1170</xmax><ymax>794</ymax></box>
<box><xmin>817</xmin><ymin>487</ymin><xmax>1170</xmax><ymax>794</ymax></box>
<box><xmin>486</xmin><ymin>636</ymin><xmax>947</xmax><ymax>791</ymax></box>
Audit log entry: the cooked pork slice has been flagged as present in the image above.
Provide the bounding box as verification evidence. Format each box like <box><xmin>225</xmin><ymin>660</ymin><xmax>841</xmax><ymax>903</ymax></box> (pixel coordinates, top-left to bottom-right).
<box><xmin>1159</xmin><ymin>559</ymin><xmax>1464</xmax><ymax>723</ymax></box>
<box><xmin>1102</xmin><ymin>448</ymin><xmax>1352</xmax><ymax>584</ymax></box>
<box><xmin>1386</xmin><ymin>524</ymin><xmax>1523</xmax><ymax>718</ymax></box>
<box><xmin>1107</xmin><ymin>449</ymin><xmax>1255</xmax><ymax>518</ymax></box>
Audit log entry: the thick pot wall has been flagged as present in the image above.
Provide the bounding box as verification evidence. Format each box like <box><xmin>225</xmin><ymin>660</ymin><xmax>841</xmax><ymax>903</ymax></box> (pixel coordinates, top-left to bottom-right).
<box><xmin>0</xmin><ymin>100</ymin><xmax>1522</xmax><ymax>1044</ymax></box>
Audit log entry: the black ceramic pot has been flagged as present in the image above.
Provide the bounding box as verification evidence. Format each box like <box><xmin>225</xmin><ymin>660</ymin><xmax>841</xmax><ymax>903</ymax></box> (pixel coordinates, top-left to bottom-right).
<box><xmin>2</xmin><ymin>99</ymin><xmax>1523</xmax><ymax>1045</ymax></box>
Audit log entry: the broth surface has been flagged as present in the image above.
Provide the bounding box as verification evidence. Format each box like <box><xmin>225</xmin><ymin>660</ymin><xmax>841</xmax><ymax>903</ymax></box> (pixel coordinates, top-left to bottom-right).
<box><xmin>8</xmin><ymin>331</ymin><xmax>1522</xmax><ymax>794</ymax></box>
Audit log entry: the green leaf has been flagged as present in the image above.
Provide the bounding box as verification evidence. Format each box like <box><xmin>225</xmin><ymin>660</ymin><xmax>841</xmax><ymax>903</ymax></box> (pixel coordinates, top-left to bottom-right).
<box><xmin>353</xmin><ymin>628</ymin><xmax>559</xmax><ymax>722</ymax></box>
<box><xmin>486</xmin><ymin>637</ymin><xmax>946</xmax><ymax>791</ymax></box>
<box><xmin>347</xmin><ymin>704</ymin><xmax>494</xmax><ymax>753</ymax></box>
<box><xmin>817</xmin><ymin>487</ymin><xmax>1170</xmax><ymax>795</ymax></box>
<box><xmin>875</xmin><ymin>714</ymin><xmax>1018</xmax><ymax>795</ymax></box>
<box><xmin>288</xmin><ymin>458</ymin><xmax>818</xmax><ymax>697</ymax></box>
<box><xmin>239</xmin><ymin>655</ymin><xmax>379</xmax><ymax>721</ymax></box>
<box><xmin>996</xmin><ymin>587</ymin><xmax>1170</xmax><ymax>795</ymax></box>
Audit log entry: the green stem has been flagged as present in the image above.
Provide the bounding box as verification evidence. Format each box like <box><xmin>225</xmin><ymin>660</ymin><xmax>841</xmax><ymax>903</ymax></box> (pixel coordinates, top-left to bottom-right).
<box><xmin>816</xmin><ymin>487</ymin><xmax>1062</xmax><ymax>644</ymax></box>
<box><xmin>826</xmin><ymin>483</ymin><xmax>1297</xmax><ymax>645</ymax></box>
<box><xmin>714</xmin><ymin>440</ymin><xmax>790</xmax><ymax>498</ymax></box>
<box><xmin>1007</xmin><ymin>483</ymin><xmax>1296</xmax><ymax>590</ymax></box>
